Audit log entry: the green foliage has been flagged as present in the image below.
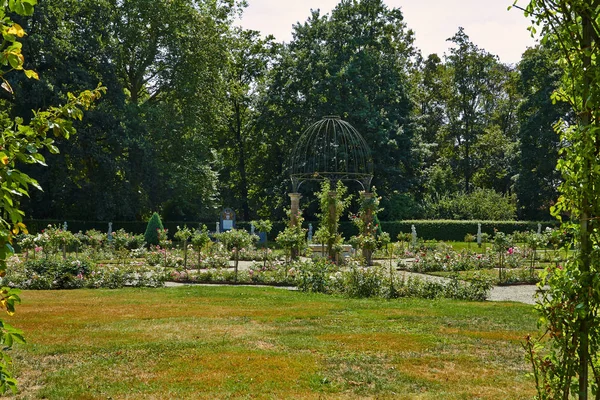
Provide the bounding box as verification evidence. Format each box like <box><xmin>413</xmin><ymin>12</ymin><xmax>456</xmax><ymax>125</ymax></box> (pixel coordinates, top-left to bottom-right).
<box><xmin>174</xmin><ymin>225</ymin><xmax>192</xmax><ymax>243</ymax></box>
<box><xmin>251</xmin><ymin>219</ymin><xmax>273</xmax><ymax>267</ymax></box>
<box><xmin>0</xmin><ymin>0</ymin><xmax>104</xmax><ymax>392</ymax></box>
<box><xmin>84</xmin><ymin>229</ymin><xmax>106</xmax><ymax>251</ymax></box>
<box><xmin>221</xmin><ymin>29</ymin><xmax>279</xmax><ymax>220</ymax></box>
<box><xmin>314</xmin><ymin>180</ymin><xmax>351</xmax><ymax>260</ymax></box>
<box><xmin>214</xmin><ymin>228</ymin><xmax>257</xmax><ymax>281</ymax></box>
<box><xmin>379</xmin><ymin>192</ymin><xmax>421</xmax><ymax>220</ymax></box>
<box><xmin>144</xmin><ymin>212</ymin><xmax>164</xmax><ymax>247</ymax></box>
<box><xmin>349</xmin><ymin>189</ymin><xmax>388</xmax><ymax>266</ymax></box>
<box><xmin>0</xmin><ymin>87</ymin><xmax>103</xmax><ymax>264</ymax></box>
<box><xmin>492</xmin><ymin>231</ymin><xmax>513</xmax><ymax>280</ymax></box>
<box><xmin>294</xmin><ymin>259</ymin><xmax>494</xmax><ymax>301</ymax></box>
<box><xmin>514</xmin><ymin>1</ymin><xmax>600</xmax><ymax>398</ymax></box>
<box><xmin>254</xmin><ymin>0</ymin><xmax>416</xmax><ymax>218</ymax></box>
<box><xmin>295</xmin><ymin>259</ymin><xmax>336</xmax><ymax>294</ymax></box>
<box><xmin>174</xmin><ymin>225</ymin><xmax>192</xmax><ymax>269</ymax></box>
<box><xmin>214</xmin><ymin>229</ymin><xmax>256</xmax><ymax>252</ymax></box>
<box><xmin>5</xmin><ymin>258</ymin><xmax>167</xmax><ymax>289</ymax></box>
<box><xmin>251</xmin><ymin>219</ymin><xmax>272</xmax><ymax>235</ymax></box>
<box><xmin>515</xmin><ymin>46</ymin><xmax>568</xmax><ymax>220</ymax></box>
<box><xmin>414</xmin><ymin>28</ymin><xmax>519</xmax><ymax>200</ymax></box>
<box><xmin>191</xmin><ymin>225</ymin><xmax>210</xmax><ymax>253</ymax></box>
<box><xmin>406</xmin><ymin>247</ymin><xmax>496</xmax><ymax>273</ymax></box>
<box><xmin>43</xmin><ymin>225</ymin><xmax>78</xmax><ymax>257</ymax></box>
<box><xmin>423</xmin><ymin>188</ymin><xmax>517</xmax><ymax>220</ymax></box>
<box><xmin>444</xmin><ymin>28</ymin><xmax>516</xmax><ymax>194</ymax></box>
<box><xmin>276</xmin><ymin>211</ymin><xmax>307</xmax><ymax>262</ymax></box>
<box><xmin>16</xmin><ymin>0</ymin><xmax>242</xmax><ymax>220</ymax></box>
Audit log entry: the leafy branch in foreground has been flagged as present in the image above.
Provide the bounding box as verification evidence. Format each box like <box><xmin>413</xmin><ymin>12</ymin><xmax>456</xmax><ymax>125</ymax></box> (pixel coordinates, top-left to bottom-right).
<box><xmin>514</xmin><ymin>1</ymin><xmax>600</xmax><ymax>398</ymax></box>
<box><xmin>0</xmin><ymin>0</ymin><xmax>105</xmax><ymax>393</ymax></box>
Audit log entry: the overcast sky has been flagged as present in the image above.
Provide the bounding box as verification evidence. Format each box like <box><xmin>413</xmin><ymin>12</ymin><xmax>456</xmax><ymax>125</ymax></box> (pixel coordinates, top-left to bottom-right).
<box><xmin>238</xmin><ymin>0</ymin><xmax>537</xmax><ymax>65</ymax></box>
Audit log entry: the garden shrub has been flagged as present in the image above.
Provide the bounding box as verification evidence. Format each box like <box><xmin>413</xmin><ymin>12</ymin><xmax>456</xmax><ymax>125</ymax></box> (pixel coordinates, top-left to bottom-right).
<box><xmin>6</xmin><ymin>258</ymin><xmax>92</xmax><ymax>289</ymax></box>
<box><xmin>295</xmin><ymin>259</ymin><xmax>336</xmax><ymax>293</ymax></box>
<box><xmin>442</xmin><ymin>273</ymin><xmax>494</xmax><ymax>301</ymax></box>
<box><xmin>337</xmin><ymin>264</ymin><xmax>386</xmax><ymax>298</ymax></box>
<box><xmin>405</xmin><ymin>248</ymin><xmax>496</xmax><ymax>273</ymax></box>
<box><xmin>276</xmin><ymin>211</ymin><xmax>308</xmax><ymax>262</ymax></box>
<box><xmin>422</xmin><ymin>188</ymin><xmax>517</xmax><ymax>220</ymax></box>
<box><xmin>349</xmin><ymin>188</ymin><xmax>389</xmax><ymax>266</ymax></box>
<box><xmin>144</xmin><ymin>212</ymin><xmax>164</xmax><ymax>246</ymax></box>
<box><xmin>292</xmin><ymin>259</ymin><xmax>493</xmax><ymax>301</ymax></box>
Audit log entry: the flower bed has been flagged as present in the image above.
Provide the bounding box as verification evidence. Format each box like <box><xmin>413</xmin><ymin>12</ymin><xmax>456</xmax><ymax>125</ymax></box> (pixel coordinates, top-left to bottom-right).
<box><xmin>4</xmin><ymin>257</ymin><xmax>168</xmax><ymax>289</ymax></box>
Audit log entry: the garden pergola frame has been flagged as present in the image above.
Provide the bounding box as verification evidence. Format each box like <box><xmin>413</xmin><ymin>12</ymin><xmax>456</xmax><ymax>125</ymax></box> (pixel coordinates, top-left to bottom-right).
<box><xmin>289</xmin><ymin>115</ymin><xmax>373</xmax><ymax>193</ymax></box>
<box><xmin>287</xmin><ymin>116</ymin><xmax>374</xmax><ymax>261</ymax></box>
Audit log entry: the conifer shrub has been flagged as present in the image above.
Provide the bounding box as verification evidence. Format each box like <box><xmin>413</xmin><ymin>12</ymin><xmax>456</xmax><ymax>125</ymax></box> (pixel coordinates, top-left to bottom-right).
<box><xmin>144</xmin><ymin>212</ymin><xmax>164</xmax><ymax>246</ymax></box>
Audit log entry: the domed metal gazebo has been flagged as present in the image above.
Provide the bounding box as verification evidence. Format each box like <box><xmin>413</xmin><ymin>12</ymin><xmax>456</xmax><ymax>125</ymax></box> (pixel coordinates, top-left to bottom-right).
<box><xmin>286</xmin><ymin>116</ymin><xmax>375</xmax><ymax>263</ymax></box>
<box><xmin>289</xmin><ymin>115</ymin><xmax>373</xmax><ymax>193</ymax></box>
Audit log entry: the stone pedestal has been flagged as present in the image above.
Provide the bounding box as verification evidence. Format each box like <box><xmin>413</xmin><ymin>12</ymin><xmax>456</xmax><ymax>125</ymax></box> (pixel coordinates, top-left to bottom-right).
<box><xmin>327</xmin><ymin>191</ymin><xmax>338</xmax><ymax>260</ymax></box>
<box><xmin>289</xmin><ymin>193</ymin><xmax>302</xmax><ymax>226</ymax></box>
<box><xmin>361</xmin><ymin>192</ymin><xmax>374</xmax><ymax>266</ymax></box>
<box><xmin>288</xmin><ymin>193</ymin><xmax>302</xmax><ymax>260</ymax></box>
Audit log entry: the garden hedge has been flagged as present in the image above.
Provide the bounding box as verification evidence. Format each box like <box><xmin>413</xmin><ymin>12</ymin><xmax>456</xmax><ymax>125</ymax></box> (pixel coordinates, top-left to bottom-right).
<box><xmin>378</xmin><ymin>220</ymin><xmax>558</xmax><ymax>241</ymax></box>
<box><xmin>24</xmin><ymin>219</ymin><xmax>558</xmax><ymax>242</ymax></box>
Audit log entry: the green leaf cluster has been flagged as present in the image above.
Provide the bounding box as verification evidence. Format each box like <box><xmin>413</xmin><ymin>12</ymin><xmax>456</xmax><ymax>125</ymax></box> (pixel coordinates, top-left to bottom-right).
<box><xmin>313</xmin><ymin>180</ymin><xmax>351</xmax><ymax>260</ymax></box>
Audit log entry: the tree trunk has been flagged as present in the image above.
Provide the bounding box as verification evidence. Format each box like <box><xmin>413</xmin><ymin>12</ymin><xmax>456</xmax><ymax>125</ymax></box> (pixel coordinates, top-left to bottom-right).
<box><xmin>464</xmin><ymin>116</ymin><xmax>471</xmax><ymax>193</ymax></box>
<box><xmin>289</xmin><ymin>193</ymin><xmax>301</xmax><ymax>260</ymax></box>
<box><xmin>361</xmin><ymin>192</ymin><xmax>374</xmax><ymax>266</ymax></box>
<box><xmin>234</xmin><ymin>249</ymin><xmax>239</xmax><ymax>282</ymax></box>
<box><xmin>234</xmin><ymin>101</ymin><xmax>250</xmax><ymax>221</ymax></box>
<box><xmin>183</xmin><ymin>239</ymin><xmax>188</xmax><ymax>269</ymax></box>
<box><xmin>327</xmin><ymin>191</ymin><xmax>338</xmax><ymax>261</ymax></box>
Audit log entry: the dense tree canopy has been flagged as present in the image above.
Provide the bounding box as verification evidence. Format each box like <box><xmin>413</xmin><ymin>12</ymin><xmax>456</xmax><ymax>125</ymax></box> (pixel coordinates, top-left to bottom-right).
<box><xmin>514</xmin><ymin>46</ymin><xmax>568</xmax><ymax>220</ymax></box>
<box><xmin>4</xmin><ymin>0</ymin><xmax>570</xmax><ymax>223</ymax></box>
<box><xmin>16</xmin><ymin>0</ymin><xmax>241</xmax><ymax>220</ymax></box>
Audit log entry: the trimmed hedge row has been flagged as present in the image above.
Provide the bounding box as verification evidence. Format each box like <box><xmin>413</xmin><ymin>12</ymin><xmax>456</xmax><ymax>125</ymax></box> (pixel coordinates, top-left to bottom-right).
<box><xmin>24</xmin><ymin>219</ymin><xmax>558</xmax><ymax>242</ymax></box>
<box><xmin>379</xmin><ymin>220</ymin><xmax>559</xmax><ymax>242</ymax></box>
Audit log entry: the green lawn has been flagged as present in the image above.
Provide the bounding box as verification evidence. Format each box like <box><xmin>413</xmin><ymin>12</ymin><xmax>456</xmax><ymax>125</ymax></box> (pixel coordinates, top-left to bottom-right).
<box><xmin>7</xmin><ymin>287</ymin><xmax>537</xmax><ymax>399</ymax></box>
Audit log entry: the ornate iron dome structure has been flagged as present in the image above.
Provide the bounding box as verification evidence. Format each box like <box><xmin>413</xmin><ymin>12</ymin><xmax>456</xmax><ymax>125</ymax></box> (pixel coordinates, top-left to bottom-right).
<box><xmin>289</xmin><ymin>116</ymin><xmax>373</xmax><ymax>192</ymax></box>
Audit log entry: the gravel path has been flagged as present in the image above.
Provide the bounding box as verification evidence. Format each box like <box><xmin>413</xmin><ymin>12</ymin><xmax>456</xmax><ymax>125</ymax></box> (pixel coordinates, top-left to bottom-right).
<box><xmin>488</xmin><ymin>285</ymin><xmax>539</xmax><ymax>305</ymax></box>
<box><xmin>397</xmin><ymin>270</ymin><xmax>539</xmax><ymax>304</ymax></box>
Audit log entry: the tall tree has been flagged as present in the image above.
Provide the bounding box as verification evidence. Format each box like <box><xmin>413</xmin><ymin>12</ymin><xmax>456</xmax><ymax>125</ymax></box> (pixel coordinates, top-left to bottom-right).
<box><xmin>219</xmin><ymin>28</ymin><xmax>278</xmax><ymax>220</ymax></box>
<box><xmin>412</xmin><ymin>32</ymin><xmax>520</xmax><ymax>217</ymax></box>
<box><xmin>255</xmin><ymin>0</ymin><xmax>416</xmax><ymax>219</ymax></box>
<box><xmin>514</xmin><ymin>46</ymin><xmax>568</xmax><ymax>220</ymax></box>
<box><xmin>444</xmin><ymin>27</ymin><xmax>503</xmax><ymax>193</ymax></box>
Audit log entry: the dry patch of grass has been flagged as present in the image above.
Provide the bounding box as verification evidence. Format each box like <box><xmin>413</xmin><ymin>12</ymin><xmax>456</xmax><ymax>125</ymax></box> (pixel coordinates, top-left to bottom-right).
<box><xmin>318</xmin><ymin>332</ymin><xmax>429</xmax><ymax>353</ymax></box>
<box><xmin>5</xmin><ymin>287</ymin><xmax>537</xmax><ymax>399</ymax></box>
<box><xmin>397</xmin><ymin>354</ymin><xmax>532</xmax><ymax>399</ymax></box>
<box><xmin>439</xmin><ymin>326</ymin><xmax>529</xmax><ymax>342</ymax></box>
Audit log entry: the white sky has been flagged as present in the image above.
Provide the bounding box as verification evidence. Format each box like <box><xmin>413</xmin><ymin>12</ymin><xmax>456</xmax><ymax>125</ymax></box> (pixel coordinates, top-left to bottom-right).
<box><xmin>238</xmin><ymin>0</ymin><xmax>537</xmax><ymax>65</ymax></box>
